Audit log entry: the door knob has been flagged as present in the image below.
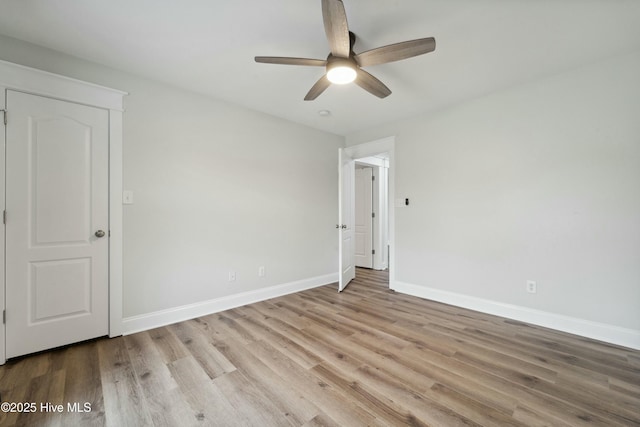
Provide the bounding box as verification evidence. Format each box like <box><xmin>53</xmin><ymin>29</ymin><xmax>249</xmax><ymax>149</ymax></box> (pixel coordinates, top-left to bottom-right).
<box><xmin>95</xmin><ymin>230</ymin><xmax>106</xmax><ymax>238</ymax></box>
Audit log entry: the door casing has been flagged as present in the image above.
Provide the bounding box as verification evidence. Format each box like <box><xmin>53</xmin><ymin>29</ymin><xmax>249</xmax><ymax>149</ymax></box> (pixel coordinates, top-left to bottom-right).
<box><xmin>0</xmin><ymin>59</ymin><xmax>126</xmax><ymax>364</ymax></box>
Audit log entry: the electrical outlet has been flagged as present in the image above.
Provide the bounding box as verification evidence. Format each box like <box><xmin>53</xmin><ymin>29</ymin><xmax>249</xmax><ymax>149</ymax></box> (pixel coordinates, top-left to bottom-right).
<box><xmin>258</xmin><ymin>266</ymin><xmax>265</xmax><ymax>277</ymax></box>
<box><xmin>228</xmin><ymin>271</ymin><xmax>236</xmax><ymax>282</ymax></box>
<box><xmin>527</xmin><ymin>280</ymin><xmax>537</xmax><ymax>294</ymax></box>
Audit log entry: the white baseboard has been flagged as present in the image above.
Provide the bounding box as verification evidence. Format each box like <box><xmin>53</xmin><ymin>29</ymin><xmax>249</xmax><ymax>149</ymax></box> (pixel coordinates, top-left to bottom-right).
<box><xmin>122</xmin><ymin>273</ymin><xmax>338</xmax><ymax>335</ymax></box>
<box><xmin>391</xmin><ymin>280</ymin><xmax>640</xmax><ymax>351</ymax></box>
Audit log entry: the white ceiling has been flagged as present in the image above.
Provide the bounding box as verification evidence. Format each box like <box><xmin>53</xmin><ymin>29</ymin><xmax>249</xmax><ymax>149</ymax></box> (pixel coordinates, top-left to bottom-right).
<box><xmin>1</xmin><ymin>0</ymin><xmax>639</xmax><ymax>135</ymax></box>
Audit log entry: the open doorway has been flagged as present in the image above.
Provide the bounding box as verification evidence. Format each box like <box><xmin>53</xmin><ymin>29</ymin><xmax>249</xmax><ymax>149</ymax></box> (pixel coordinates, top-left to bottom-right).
<box><xmin>338</xmin><ymin>137</ymin><xmax>394</xmax><ymax>291</ymax></box>
<box><xmin>355</xmin><ymin>154</ymin><xmax>389</xmax><ymax>271</ymax></box>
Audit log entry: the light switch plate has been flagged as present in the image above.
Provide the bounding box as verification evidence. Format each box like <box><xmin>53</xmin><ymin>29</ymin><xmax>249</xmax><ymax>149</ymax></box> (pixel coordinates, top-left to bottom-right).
<box><xmin>123</xmin><ymin>190</ymin><xmax>134</xmax><ymax>204</ymax></box>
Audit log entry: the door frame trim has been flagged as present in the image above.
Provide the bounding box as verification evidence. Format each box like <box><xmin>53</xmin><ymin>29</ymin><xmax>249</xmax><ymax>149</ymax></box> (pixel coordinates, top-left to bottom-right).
<box><xmin>0</xmin><ymin>59</ymin><xmax>127</xmax><ymax>364</ymax></box>
<box><xmin>344</xmin><ymin>136</ymin><xmax>395</xmax><ymax>288</ymax></box>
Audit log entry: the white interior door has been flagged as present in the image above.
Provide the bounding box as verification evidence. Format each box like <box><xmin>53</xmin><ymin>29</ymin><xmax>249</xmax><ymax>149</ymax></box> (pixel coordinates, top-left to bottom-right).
<box><xmin>338</xmin><ymin>148</ymin><xmax>355</xmax><ymax>291</ymax></box>
<box><xmin>355</xmin><ymin>167</ymin><xmax>373</xmax><ymax>268</ymax></box>
<box><xmin>5</xmin><ymin>90</ymin><xmax>109</xmax><ymax>358</ymax></box>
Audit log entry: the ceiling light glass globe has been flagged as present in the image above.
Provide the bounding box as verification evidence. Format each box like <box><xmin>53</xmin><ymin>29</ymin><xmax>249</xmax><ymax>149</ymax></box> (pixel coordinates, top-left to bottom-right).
<box><xmin>327</xmin><ymin>66</ymin><xmax>357</xmax><ymax>84</ymax></box>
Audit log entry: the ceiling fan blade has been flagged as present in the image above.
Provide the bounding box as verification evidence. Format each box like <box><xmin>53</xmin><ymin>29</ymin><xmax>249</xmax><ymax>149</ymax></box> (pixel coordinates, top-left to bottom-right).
<box><xmin>355</xmin><ymin>37</ymin><xmax>436</xmax><ymax>67</ymax></box>
<box><xmin>304</xmin><ymin>75</ymin><xmax>331</xmax><ymax>101</ymax></box>
<box><xmin>322</xmin><ymin>0</ymin><xmax>350</xmax><ymax>57</ymax></box>
<box><xmin>355</xmin><ymin>69</ymin><xmax>391</xmax><ymax>98</ymax></box>
<box><xmin>255</xmin><ymin>57</ymin><xmax>327</xmax><ymax>66</ymax></box>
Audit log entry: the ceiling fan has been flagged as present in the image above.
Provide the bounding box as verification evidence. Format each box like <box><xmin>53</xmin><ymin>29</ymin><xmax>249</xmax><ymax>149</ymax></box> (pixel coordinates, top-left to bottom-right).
<box><xmin>255</xmin><ymin>0</ymin><xmax>436</xmax><ymax>101</ymax></box>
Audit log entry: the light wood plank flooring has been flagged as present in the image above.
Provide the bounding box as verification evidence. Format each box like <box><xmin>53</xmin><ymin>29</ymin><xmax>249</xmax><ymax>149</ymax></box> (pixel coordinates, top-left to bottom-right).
<box><xmin>1</xmin><ymin>268</ymin><xmax>639</xmax><ymax>426</ymax></box>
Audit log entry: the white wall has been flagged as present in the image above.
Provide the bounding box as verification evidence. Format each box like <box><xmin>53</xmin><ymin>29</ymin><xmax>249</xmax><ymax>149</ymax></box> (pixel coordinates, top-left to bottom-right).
<box><xmin>0</xmin><ymin>35</ymin><xmax>343</xmax><ymax>324</ymax></box>
<box><xmin>347</xmin><ymin>51</ymin><xmax>640</xmax><ymax>346</ymax></box>
<box><xmin>121</xmin><ymin>86</ymin><xmax>341</xmax><ymax>318</ymax></box>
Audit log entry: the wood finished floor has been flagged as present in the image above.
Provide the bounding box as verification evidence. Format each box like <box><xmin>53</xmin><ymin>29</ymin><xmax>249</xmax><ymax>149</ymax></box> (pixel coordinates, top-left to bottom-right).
<box><xmin>1</xmin><ymin>268</ymin><xmax>639</xmax><ymax>426</ymax></box>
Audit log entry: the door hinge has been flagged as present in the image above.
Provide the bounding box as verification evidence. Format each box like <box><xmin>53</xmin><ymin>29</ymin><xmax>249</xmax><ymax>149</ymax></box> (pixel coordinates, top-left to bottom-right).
<box><xmin>1</xmin><ymin>109</ymin><xmax>6</xmax><ymax>126</ymax></box>
<box><xmin>372</xmin><ymin>249</ymin><xmax>376</xmax><ymax>255</ymax></box>
<box><xmin>2</xmin><ymin>210</ymin><xmax>5</xmax><ymax>225</ymax></box>
<box><xmin>372</xmin><ymin>175</ymin><xmax>375</xmax><ymax>181</ymax></box>
<box><xmin>372</xmin><ymin>212</ymin><xmax>375</xmax><ymax>218</ymax></box>
<box><xmin>2</xmin><ymin>310</ymin><xmax>5</xmax><ymax>325</ymax></box>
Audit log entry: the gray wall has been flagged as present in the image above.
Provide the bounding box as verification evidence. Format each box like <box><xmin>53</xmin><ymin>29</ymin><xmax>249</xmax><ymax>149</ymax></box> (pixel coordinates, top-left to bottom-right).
<box><xmin>347</xmin><ymin>51</ymin><xmax>640</xmax><ymax>333</ymax></box>
<box><xmin>0</xmin><ymin>35</ymin><xmax>343</xmax><ymax>319</ymax></box>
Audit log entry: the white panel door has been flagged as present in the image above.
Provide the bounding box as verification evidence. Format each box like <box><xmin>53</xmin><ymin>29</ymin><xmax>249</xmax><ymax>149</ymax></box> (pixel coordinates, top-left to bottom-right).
<box><xmin>338</xmin><ymin>149</ymin><xmax>355</xmax><ymax>291</ymax></box>
<box><xmin>5</xmin><ymin>90</ymin><xmax>109</xmax><ymax>358</ymax></box>
<box><xmin>355</xmin><ymin>167</ymin><xmax>373</xmax><ymax>268</ymax></box>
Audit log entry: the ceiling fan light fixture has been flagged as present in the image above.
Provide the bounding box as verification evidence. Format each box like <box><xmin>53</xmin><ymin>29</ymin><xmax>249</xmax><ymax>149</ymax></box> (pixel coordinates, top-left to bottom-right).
<box><xmin>327</xmin><ymin>65</ymin><xmax>356</xmax><ymax>84</ymax></box>
<box><xmin>254</xmin><ymin>0</ymin><xmax>436</xmax><ymax>100</ymax></box>
<box><xmin>326</xmin><ymin>57</ymin><xmax>357</xmax><ymax>84</ymax></box>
